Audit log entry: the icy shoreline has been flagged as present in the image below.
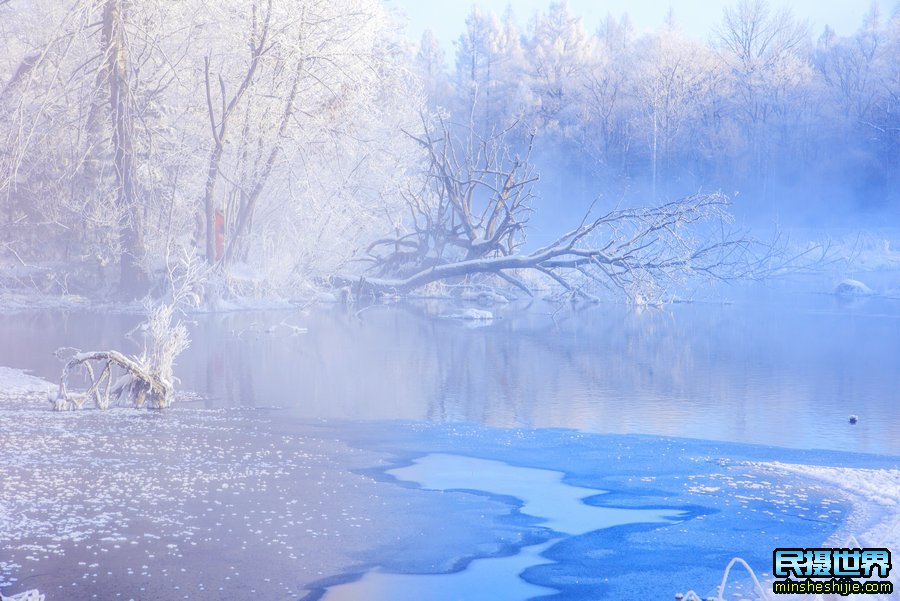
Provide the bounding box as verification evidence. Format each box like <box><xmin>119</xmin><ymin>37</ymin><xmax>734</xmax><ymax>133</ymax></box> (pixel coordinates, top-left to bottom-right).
<box><xmin>2</xmin><ymin>230</ymin><xmax>900</xmax><ymax>316</ymax></box>
<box><xmin>751</xmin><ymin>461</ymin><xmax>900</xmax><ymax>597</ymax></box>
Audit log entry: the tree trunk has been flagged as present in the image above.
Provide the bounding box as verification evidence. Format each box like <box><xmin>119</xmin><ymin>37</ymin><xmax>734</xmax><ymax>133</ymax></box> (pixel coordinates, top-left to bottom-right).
<box><xmin>202</xmin><ymin>137</ymin><xmax>225</xmax><ymax>264</ymax></box>
<box><xmin>223</xmin><ymin>62</ymin><xmax>301</xmax><ymax>265</ymax></box>
<box><xmin>199</xmin><ymin>1</ymin><xmax>271</xmax><ymax>265</ymax></box>
<box><xmin>103</xmin><ymin>0</ymin><xmax>147</xmax><ymax>296</ymax></box>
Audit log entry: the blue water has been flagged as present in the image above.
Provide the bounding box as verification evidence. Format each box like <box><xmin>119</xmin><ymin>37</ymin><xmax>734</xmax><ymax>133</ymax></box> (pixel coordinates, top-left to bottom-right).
<box><xmin>321</xmin><ymin>454</ymin><xmax>684</xmax><ymax>601</ymax></box>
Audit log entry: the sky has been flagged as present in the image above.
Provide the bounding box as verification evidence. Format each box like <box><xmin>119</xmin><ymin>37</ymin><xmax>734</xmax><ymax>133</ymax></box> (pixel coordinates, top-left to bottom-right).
<box><xmin>388</xmin><ymin>0</ymin><xmax>897</xmax><ymax>54</ymax></box>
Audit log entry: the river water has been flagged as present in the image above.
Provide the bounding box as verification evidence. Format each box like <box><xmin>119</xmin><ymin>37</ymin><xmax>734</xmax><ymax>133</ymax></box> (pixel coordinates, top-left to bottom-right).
<box><xmin>1</xmin><ymin>289</ymin><xmax>899</xmax><ymax>600</ymax></box>
<box><xmin>1</xmin><ymin>290</ymin><xmax>898</xmax><ymax>454</ymax></box>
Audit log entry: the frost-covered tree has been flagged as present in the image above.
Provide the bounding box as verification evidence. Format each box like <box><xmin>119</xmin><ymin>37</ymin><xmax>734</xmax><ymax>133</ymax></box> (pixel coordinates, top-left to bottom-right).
<box><xmin>0</xmin><ymin>0</ymin><xmax>421</xmax><ymax>299</ymax></box>
<box><xmin>526</xmin><ymin>1</ymin><xmax>595</xmax><ymax>133</ymax></box>
<box><xmin>632</xmin><ymin>24</ymin><xmax>726</xmax><ymax>199</ymax></box>
<box><xmin>452</xmin><ymin>6</ymin><xmax>528</xmax><ymax>136</ymax></box>
<box><xmin>579</xmin><ymin>14</ymin><xmax>636</xmax><ymax>174</ymax></box>
<box><xmin>492</xmin><ymin>7</ymin><xmax>532</xmax><ymax>127</ymax></box>
<box><xmin>715</xmin><ymin>0</ymin><xmax>811</xmax><ymax>185</ymax></box>
<box><xmin>812</xmin><ymin>5</ymin><xmax>900</xmax><ymax>204</ymax></box>
<box><xmin>3</xmin><ymin>0</ymin><xmax>899</xmax><ymax>303</ymax></box>
<box><xmin>0</xmin><ymin>0</ymin><xmax>197</xmax><ymax>296</ymax></box>
<box><xmin>454</xmin><ymin>6</ymin><xmax>501</xmax><ymax>133</ymax></box>
<box><xmin>416</xmin><ymin>29</ymin><xmax>452</xmax><ymax>111</ymax></box>
<box><xmin>815</xmin><ymin>14</ymin><xmax>883</xmax><ymax>121</ymax></box>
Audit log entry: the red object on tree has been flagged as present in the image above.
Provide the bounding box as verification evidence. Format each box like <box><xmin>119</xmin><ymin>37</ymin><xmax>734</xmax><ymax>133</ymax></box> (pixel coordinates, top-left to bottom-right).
<box><xmin>214</xmin><ymin>209</ymin><xmax>225</xmax><ymax>261</ymax></box>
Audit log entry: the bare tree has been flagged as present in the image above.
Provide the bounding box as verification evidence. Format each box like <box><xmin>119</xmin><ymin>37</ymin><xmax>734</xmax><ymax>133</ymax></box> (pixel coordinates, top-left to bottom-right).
<box><xmin>633</xmin><ymin>26</ymin><xmax>724</xmax><ymax>200</ymax></box>
<box><xmin>339</xmin><ymin>116</ymin><xmax>784</xmax><ymax>304</ymax></box>
<box><xmin>0</xmin><ymin>0</ymin><xmax>194</xmax><ymax>296</ymax></box>
<box><xmin>199</xmin><ymin>0</ymin><xmax>272</xmax><ymax>266</ymax></box>
<box><xmin>360</xmin><ymin>115</ymin><xmax>537</xmax><ymax>280</ymax></box>
<box><xmin>581</xmin><ymin>23</ymin><xmax>633</xmax><ymax>174</ymax></box>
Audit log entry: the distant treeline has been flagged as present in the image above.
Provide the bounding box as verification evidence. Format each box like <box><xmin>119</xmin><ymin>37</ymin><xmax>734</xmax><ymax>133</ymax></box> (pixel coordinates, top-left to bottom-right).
<box><xmin>415</xmin><ymin>0</ymin><xmax>900</xmax><ymax>215</ymax></box>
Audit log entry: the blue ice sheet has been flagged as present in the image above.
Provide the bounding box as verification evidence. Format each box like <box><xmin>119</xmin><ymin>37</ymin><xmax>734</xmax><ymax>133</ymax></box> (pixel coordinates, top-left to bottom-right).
<box><xmin>299</xmin><ymin>421</ymin><xmax>897</xmax><ymax>600</ymax></box>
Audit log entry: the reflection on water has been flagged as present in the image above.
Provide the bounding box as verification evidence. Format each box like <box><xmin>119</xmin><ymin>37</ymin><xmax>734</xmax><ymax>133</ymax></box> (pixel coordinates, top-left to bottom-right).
<box><xmin>0</xmin><ymin>292</ymin><xmax>898</xmax><ymax>454</ymax></box>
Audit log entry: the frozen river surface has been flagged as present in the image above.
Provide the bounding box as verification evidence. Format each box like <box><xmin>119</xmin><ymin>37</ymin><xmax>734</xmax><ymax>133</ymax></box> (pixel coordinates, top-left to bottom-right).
<box><xmin>0</xmin><ymin>291</ymin><xmax>898</xmax><ymax>599</ymax></box>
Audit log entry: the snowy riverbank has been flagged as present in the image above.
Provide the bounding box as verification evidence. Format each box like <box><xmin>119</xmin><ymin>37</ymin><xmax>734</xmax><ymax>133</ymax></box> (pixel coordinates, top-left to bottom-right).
<box><xmin>2</xmin><ymin>226</ymin><xmax>900</xmax><ymax>315</ymax></box>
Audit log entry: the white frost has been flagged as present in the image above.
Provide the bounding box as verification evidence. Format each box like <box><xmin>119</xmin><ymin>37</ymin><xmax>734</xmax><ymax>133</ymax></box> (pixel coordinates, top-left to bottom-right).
<box><xmin>0</xmin><ymin>367</ymin><xmax>54</xmax><ymax>396</ymax></box>
<box><xmin>444</xmin><ymin>308</ymin><xmax>494</xmax><ymax>321</ymax></box>
<box><xmin>834</xmin><ymin>279</ymin><xmax>875</xmax><ymax>297</ymax></box>
<box><xmin>754</xmin><ymin>461</ymin><xmax>900</xmax><ymax>596</ymax></box>
<box><xmin>0</xmin><ymin>590</ymin><xmax>44</xmax><ymax>601</ymax></box>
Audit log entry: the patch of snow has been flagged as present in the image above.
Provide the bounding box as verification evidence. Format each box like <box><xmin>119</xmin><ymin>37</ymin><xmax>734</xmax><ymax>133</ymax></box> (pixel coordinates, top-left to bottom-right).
<box><xmin>753</xmin><ymin>461</ymin><xmax>900</xmax><ymax>596</ymax></box>
<box><xmin>0</xmin><ymin>367</ymin><xmax>54</xmax><ymax>396</ymax></box>
<box><xmin>443</xmin><ymin>308</ymin><xmax>494</xmax><ymax>321</ymax></box>
<box><xmin>0</xmin><ymin>291</ymin><xmax>91</xmax><ymax>313</ymax></box>
<box><xmin>0</xmin><ymin>590</ymin><xmax>44</xmax><ymax>601</ymax></box>
<box><xmin>831</xmin><ymin>232</ymin><xmax>900</xmax><ymax>271</ymax></box>
<box><xmin>458</xmin><ymin>290</ymin><xmax>511</xmax><ymax>305</ymax></box>
<box><xmin>199</xmin><ymin>296</ymin><xmax>296</xmax><ymax>313</ymax></box>
<box><xmin>834</xmin><ymin>279</ymin><xmax>875</xmax><ymax>297</ymax></box>
<box><xmin>224</xmin><ymin>262</ymin><xmax>260</xmax><ymax>282</ymax></box>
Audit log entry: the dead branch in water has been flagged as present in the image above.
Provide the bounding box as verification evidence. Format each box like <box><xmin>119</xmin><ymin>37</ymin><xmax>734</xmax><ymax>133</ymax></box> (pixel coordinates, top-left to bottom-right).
<box><xmin>53</xmin><ymin>349</ymin><xmax>171</xmax><ymax>410</ymax></box>
<box><xmin>52</xmin><ymin>256</ymin><xmax>193</xmax><ymax>411</ymax></box>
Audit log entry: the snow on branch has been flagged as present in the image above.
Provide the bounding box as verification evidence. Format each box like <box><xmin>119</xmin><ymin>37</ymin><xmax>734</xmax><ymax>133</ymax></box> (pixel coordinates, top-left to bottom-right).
<box><xmin>338</xmin><ymin>115</ymin><xmax>807</xmax><ymax>304</ymax></box>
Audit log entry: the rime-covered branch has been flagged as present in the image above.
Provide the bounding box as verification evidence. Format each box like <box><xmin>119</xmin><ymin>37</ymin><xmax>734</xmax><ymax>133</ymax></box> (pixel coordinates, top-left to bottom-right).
<box><xmin>339</xmin><ymin>118</ymin><xmax>792</xmax><ymax>304</ymax></box>
<box><xmin>52</xmin><ymin>258</ymin><xmax>194</xmax><ymax>411</ymax></box>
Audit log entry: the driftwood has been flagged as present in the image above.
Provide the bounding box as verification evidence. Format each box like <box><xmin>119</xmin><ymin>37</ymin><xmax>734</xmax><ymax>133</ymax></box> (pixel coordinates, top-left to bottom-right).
<box><xmin>51</xmin><ymin>298</ymin><xmax>189</xmax><ymax>411</ymax></box>
<box><xmin>52</xmin><ymin>350</ymin><xmax>172</xmax><ymax>411</ymax></box>
<box><xmin>49</xmin><ymin>261</ymin><xmax>195</xmax><ymax>411</ymax></box>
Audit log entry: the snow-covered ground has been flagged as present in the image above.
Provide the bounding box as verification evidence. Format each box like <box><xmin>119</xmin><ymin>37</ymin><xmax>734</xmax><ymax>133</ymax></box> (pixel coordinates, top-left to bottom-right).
<box><xmin>0</xmin><ymin>369</ymin><xmax>543</xmax><ymax>600</ymax></box>
<box><xmin>824</xmin><ymin>230</ymin><xmax>900</xmax><ymax>273</ymax></box>
<box><xmin>0</xmin><ymin>367</ymin><xmax>54</xmax><ymax>399</ymax></box>
<box><xmin>751</xmin><ymin>462</ymin><xmax>900</xmax><ymax>598</ymax></box>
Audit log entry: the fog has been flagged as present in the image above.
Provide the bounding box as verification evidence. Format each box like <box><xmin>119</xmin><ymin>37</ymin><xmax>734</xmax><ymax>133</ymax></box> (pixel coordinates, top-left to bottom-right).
<box><xmin>1</xmin><ymin>2</ymin><xmax>899</xmax><ymax>601</ymax></box>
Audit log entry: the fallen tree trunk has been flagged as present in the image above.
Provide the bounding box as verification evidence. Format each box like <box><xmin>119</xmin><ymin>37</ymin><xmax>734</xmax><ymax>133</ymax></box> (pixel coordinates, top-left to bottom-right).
<box><xmin>51</xmin><ymin>291</ymin><xmax>190</xmax><ymax>411</ymax></box>
<box><xmin>53</xmin><ymin>350</ymin><xmax>172</xmax><ymax>411</ymax></box>
<box><xmin>338</xmin><ymin>192</ymin><xmax>795</xmax><ymax>304</ymax></box>
<box><xmin>340</xmin><ymin>115</ymin><xmax>811</xmax><ymax>305</ymax></box>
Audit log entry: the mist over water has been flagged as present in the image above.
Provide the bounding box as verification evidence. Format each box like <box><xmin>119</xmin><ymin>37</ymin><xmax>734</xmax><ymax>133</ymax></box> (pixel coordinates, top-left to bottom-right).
<box><xmin>2</xmin><ymin>291</ymin><xmax>897</xmax><ymax>455</ymax></box>
<box><xmin>1</xmin><ymin>1</ymin><xmax>899</xmax><ymax>599</ymax></box>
